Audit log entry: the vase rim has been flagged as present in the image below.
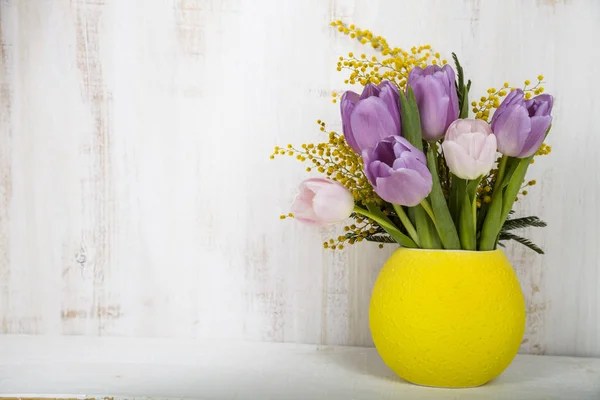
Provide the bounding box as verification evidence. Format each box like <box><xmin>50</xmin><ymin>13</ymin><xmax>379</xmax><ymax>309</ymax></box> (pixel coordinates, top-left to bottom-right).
<box><xmin>395</xmin><ymin>248</ymin><xmax>503</xmax><ymax>254</ymax></box>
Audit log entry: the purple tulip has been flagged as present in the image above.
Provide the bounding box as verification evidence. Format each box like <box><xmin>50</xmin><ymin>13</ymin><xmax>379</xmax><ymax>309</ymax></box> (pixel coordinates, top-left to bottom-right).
<box><xmin>362</xmin><ymin>136</ymin><xmax>432</xmax><ymax>206</ymax></box>
<box><xmin>407</xmin><ymin>65</ymin><xmax>459</xmax><ymax>140</ymax></box>
<box><xmin>491</xmin><ymin>89</ymin><xmax>553</xmax><ymax>158</ymax></box>
<box><xmin>340</xmin><ymin>81</ymin><xmax>401</xmax><ymax>153</ymax></box>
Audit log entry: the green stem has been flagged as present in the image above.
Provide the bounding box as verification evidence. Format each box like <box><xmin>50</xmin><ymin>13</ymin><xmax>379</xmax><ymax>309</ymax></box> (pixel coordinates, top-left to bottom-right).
<box><xmin>353</xmin><ymin>205</ymin><xmax>417</xmax><ymax>248</ymax></box>
<box><xmin>472</xmin><ymin>194</ymin><xmax>478</xmax><ymax>236</ymax></box>
<box><xmin>420</xmin><ymin>199</ymin><xmax>437</xmax><ymax>229</ymax></box>
<box><xmin>478</xmin><ymin>155</ymin><xmax>509</xmax><ymax>250</ymax></box>
<box><xmin>466</xmin><ymin>176</ymin><xmax>483</xmax><ymax>239</ymax></box>
<box><xmin>392</xmin><ymin>204</ymin><xmax>420</xmax><ymax>247</ymax></box>
<box><xmin>496</xmin><ymin>155</ymin><xmax>509</xmax><ymax>190</ymax></box>
<box><xmin>449</xmin><ymin>174</ymin><xmax>465</xmax><ymax>226</ymax></box>
<box><xmin>414</xmin><ymin>206</ymin><xmax>437</xmax><ymax>249</ymax></box>
<box><xmin>459</xmin><ymin>192</ymin><xmax>476</xmax><ymax>250</ymax></box>
<box><xmin>499</xmin><ymin>156</ymin><xmax>535</xmax><ymax>231</ymax></box>
<box><xmin>353</xmin><ymin>206</ymin><xmax>397</xmax><ymax>232</ymax></box>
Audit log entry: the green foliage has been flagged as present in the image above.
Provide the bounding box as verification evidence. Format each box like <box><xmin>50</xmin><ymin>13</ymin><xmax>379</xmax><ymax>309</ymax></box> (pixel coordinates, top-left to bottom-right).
<box><xmin>452</xmin><ymin>52</ymin><xmax>471</xmax><ymax>119</ymax></box>
<box><xmin>365</xmin><ymin>235</ymin><xmax>397</xmax><ymax>244</ymax></box>
<box><xmin>498</xmin><ymin>232</ymin><xmax>544</xmax><ymax>254</ymax></box>
<box><xmin>497</xmin><ymin>214</ymin><xmax>547</xmax><ymax>254</ymax></box>
<box><xmin>502</xmin><ymin>216</ymin><xmax>547</xmax><ymax>230</ymax></box>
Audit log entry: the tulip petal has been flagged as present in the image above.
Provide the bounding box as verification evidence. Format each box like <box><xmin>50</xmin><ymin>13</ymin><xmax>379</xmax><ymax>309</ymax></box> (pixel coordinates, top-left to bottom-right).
<box><xmin>474</xmin><ymin>134</ymin><xmax>497</xmax><ymax>176</ymax></box>
<box><xmin>493</xmin><ymin>104</ymin><xmax>531</xmax><ymax>157</ymax></box>
<box><xmin>378</xmin><ymin>81</ymin><xmax>401</xmax><ymax>132</ymax></box>
<box><xmin>360</xmin><ymin>83</ymin><xmax>381</xmax><ymax>99</ymax></box>
<box><xmin>375</xmin><ymin>168</ymin><xmax>432</xmax><ymax>206</ymax></box>
<box><xmin>526</xmin><ymin>94</ymin><xmax>554</xmax><ymax>117</ymax></box>
<box><xmin>371</xmin><ymin>140</ymin><xmax>397</xmax><ymax>166</ymax></box>
<box><xmin>393</xmin><ymin>152</ymin><xmax>431</xmax><ymax>179</ymax></box>
<box><xmin>291</xmin><ymin>178</ymin><xmax>354</xmax><ymax>226</ymax></box>
<box><xmin>491</xmin><ymin>89</ymin><xmax>524</xmax><ymax>128</ymax></box>
<box><xmin>368</xmin><ymin>160</ymin><xmax>393</xmax><ymax>181</ymax></box>
<box><xmin>441</xmin><ymin>64</ymin><xmax>459</xmax><ymax>128</ymax></box>
<box><xmin>443</xmin><ymin>140</ymin><xmax>480</xmax><ymax>180</ymax></box>
<box><xmin>303</xmin><ymin>179</ymin><xmax>329</xmax><ymax>192</ymax></box>
<box><xmin>518</xmin><ymin>115</ymin><xmax>551</xmax><ymax>158</ymax></box>
<box><xmin>470</xmin><ymin>132</ymin><xmax>488</xmax><ymax>159</ymax></box>
<box><xmin>414</xmin><ymin>77</ymin><xmax>450</xmax><ymax>140</ymax></box>
<box><xmin>341</xmin><ymin>91</ymin><xmax>361</xmax><ymax>153</ymax></box>
<box><xmin>350</xmin><ymin>97</ymin><xmax>400</xmax><ymax>151</ymax></box>
<box><xmin>290</xmin><ymin>189</ymin><xmax>319</xmax><ymax>224</ymax></box>
<box><xmin>312</xmin><ymin>186</ymin><xmax>354</xmax><ymax>223</ymax></box>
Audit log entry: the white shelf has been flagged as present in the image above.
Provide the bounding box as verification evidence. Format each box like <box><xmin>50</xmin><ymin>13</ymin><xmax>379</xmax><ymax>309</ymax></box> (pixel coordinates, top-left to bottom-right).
<box><xmin>0</xmin><ymin>335</ymin><xmax>599</xmax><ymax>399</ymax></box>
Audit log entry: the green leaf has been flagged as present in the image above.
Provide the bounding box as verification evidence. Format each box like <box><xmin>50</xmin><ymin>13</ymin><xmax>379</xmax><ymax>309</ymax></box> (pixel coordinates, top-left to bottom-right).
<box><xmin>499</xmin><ymin>232</ymin><xmax>545</xmax><ymax>254</ymax></box>
<box><xmin>414</xmin><ymin>205</ymin><xmax>438</xmax><ymax>249</ymax></box>
<box><xmin>449</xmin><ymin>174</ymin><xmax>465</xmax><ymax>226</ymax></box>
<box><xmin>399</xmin><ymin>87</ymin><xmax>441</xmax><ymax>248</ymax></box>
<box><xmin>452</xmin><ymin>52</ymin><xmax>465</xmax><ymax>93</ymax></box>
<box><xmin>502</xmin><ymin>216</ymin><xmax>547</xmax><ymax>231</ymax></box>
<box><xmin>364</xmin><ymin>203</ymin><xmax>418</xmax><ymax>248</ymax></box>
<box><xmin>426</xmin><ymin>146</ymin><xmax>461</xmax><ymax>249</ymax></box>
<box><xmin>466</xmin><ymin>177</ymin><xmax>482</xmax><ymax>200</ymax></box>
<box><xmin>399</xmin><ymin>87</ymin><xmax>424</xmax><ymax>151</ymax></box>
<box><xmin>478</xmin><ymin>191</ymin><xmax>503</xmax><ymax>251</ymax></box>
<box><xmin>452</xmin><ymin>53</ymin><xmax>469</xmax><ymax>118</ymax></box>
<box><xmin>459</xmin><ymin>85</ymin><xmax>469</xmax><ymax>119</ymax></box>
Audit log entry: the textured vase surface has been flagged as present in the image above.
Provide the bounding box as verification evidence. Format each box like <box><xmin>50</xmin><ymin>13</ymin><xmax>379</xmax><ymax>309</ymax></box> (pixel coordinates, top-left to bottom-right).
<box><xmin>369</xmin><ymin>248</ymin><xmax>526</xmax><ymax>388</ymax></box>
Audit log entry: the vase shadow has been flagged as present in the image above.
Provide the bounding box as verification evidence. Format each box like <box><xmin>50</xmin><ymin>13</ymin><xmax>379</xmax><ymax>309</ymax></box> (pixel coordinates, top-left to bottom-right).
<box><xmin>318</xmin><ymin>347</ymin><xmax>585</xmax><ymax>393</ymax></box>
<box><xmin>484</xmin><ymin>354</ymin><xmax>598</xmax><ymax>388</ymax></box>
<box><xmin>315</xmin><ymin>345</ymin><xmax>405</xmax><ymax>384</ymax></box>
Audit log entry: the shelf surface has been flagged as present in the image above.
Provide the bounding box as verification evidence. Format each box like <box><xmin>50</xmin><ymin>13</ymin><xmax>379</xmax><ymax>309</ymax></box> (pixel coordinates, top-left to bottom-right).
<box><xmin>1</xmin><ymin>335</ymin><xmax>599</xmax><ymax>399</ymax></box>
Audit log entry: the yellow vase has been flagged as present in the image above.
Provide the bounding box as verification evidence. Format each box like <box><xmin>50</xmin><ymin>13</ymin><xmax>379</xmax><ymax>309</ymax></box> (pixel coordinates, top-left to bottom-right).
<box><xmin>369</xmin><ymin>248</ymin><xmax>526</xmax><ymax>388</ymax></box>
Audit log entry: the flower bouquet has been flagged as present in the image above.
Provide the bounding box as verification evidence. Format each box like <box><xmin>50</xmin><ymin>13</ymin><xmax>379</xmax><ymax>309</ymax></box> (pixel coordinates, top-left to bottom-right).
<box><xmin>272</xmin><ymin>21</ymin><xmax>554</xmax><ymax>388</ymax></box>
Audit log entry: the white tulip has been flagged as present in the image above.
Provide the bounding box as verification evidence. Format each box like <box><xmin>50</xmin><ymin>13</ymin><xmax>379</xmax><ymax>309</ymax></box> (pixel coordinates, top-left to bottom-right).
<box><xmin>442</xmin><ymin>119</ymin><xmax>497</xmax><ymax>180</ymax></box>
<box><xmin>290</xmin><ymin>178</ymin><xmax>354</xmax><ymax>226</ymax></box>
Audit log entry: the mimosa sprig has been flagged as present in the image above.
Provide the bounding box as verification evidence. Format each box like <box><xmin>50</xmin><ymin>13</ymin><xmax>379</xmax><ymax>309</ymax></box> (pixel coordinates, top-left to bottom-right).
<box><xmin>273</xmin><ymin>21</ymin><xmax>553</xmax><ymax>254</ymax></box>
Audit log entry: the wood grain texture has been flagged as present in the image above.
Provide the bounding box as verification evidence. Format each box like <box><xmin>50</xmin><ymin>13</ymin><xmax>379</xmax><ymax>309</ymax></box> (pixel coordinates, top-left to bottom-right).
<box><xmin>0</xmin><ymin>0</ymin><xmax>599</xmax><ymax>356</ymax></box>
<box><xmin>1</xmin><ymin>336</ymin><xmax>600</xmax><ymax>399</ymax></box>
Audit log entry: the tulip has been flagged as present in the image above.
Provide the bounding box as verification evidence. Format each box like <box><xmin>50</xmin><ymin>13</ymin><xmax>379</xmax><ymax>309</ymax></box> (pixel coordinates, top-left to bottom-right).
<box><xmin>340</xmin><ymin>81</ymin><xmax>401</xmax><ymax>153</ymax></box>
<box><xmin>442</xmin><ymin>119</ymin><xmax>497</xmax><ymax>180</ymax></box>
<box><xmin>290</xmin><ymin>178</ymin><xmax>354</xmax><ymax>226</ymax></box>
<box><xmin>362</xmin><ymin>136</ymin><xmax>432</xmax><ymax>206</ymax></box>
<box><xmin>491</xmin><ymin>89</ymin><xmax>553</xmax><ymax>158</ymax></box>
<box><xmin>407</xmin><ymin>65</ymin><xmax>459</xmax><ymax>140</ymax></box>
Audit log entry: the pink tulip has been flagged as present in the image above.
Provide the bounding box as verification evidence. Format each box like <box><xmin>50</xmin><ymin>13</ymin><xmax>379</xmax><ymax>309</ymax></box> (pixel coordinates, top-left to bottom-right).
<box><xmin>442</xmin><ymin>119</ymin><xmax>497</xmax><ymax>180</ymax></box>
<box><xmin>290</xmin><ymin>178</ymin><xmax>354</xmax><ymax>226</ymax></box>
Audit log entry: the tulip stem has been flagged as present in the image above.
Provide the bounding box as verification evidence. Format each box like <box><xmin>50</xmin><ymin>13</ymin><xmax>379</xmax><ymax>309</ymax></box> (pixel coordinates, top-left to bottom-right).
<box><xmin>466</xmin><ymin>177</ymin><xmax>483</xmax><ymax>238</ymax></box>
<box><xmin>353</xmin><ymin>206</ymin><xmax>418</xmax><ymax>248</ymax></box>
<box><xmin>420</xmin><ymin>199</ymin><xmax>437</xmax><ymax>229</ymax></box>
<box><xmin>496</xmin><ymin>155</ymin><xmax>509</xmax><ymax>188</ymax></box>
<box><xmin>392</xmin><ymin>204</ymin><xmax>420</xmax><ymax>247</ymax></box>
<box><xmin>472</xmin><ymin>195</ymin><xmax>478</xmax><ymax>234</ymax></box>
<box><xmin>478</xmin><ymin>156</ymin><xmax>508</xmax><ymax>250</ymax></box>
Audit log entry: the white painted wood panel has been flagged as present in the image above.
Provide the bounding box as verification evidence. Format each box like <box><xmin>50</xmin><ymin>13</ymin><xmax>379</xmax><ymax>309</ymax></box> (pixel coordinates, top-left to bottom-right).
<box><xmin>0</xmin><ymin>0</ymin><xmax>599</xmax><ymax>356</ymax></box>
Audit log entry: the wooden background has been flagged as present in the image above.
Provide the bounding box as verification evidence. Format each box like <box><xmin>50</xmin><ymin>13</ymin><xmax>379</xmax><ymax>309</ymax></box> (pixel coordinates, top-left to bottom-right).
<box><xmin>0</xmin><ymin>0</ymin><xmax>598</xmax><ymax>357</ymax></box>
